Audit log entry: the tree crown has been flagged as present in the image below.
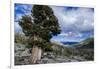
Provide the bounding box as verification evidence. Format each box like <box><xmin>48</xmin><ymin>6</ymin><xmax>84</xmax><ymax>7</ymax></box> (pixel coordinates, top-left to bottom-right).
<box><xmin>19</xmin><ymin>5</ymin><xmax>61</xmax><ymax>49</ymax></box>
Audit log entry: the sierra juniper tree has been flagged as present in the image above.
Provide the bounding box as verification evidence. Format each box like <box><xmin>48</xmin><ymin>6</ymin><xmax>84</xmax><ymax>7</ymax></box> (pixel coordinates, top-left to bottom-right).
<box><xmin>19</xmin><ymin>5</ymin><xmax>61</xmax><ymax>63</ymax></box>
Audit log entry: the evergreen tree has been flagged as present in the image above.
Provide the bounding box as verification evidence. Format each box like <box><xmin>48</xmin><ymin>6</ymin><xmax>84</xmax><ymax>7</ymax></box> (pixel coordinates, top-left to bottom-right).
<box><xmin>19</xmin><ymin>5</ymin><xmax>61</xmax><ymax>50</ymax></box>
<box><xmin>19</xmin><ymin>5</ymin><xmax>61</xmax><ymax>64</ymax></box>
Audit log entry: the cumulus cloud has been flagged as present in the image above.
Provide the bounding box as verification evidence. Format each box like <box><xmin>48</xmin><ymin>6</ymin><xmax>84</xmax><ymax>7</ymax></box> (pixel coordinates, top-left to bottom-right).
<box><xmin>51</xmin><ymin>6</ymin><xmax>94</xmax><ymax>33</ymax></box>
<box><xmin>14</xmin><ymin>4</ymin><xmax>32</xmax><ymax>22</ymax></box>
<box><xmin>51</xmin><ymin>6</ymin><xmax>94</xmax><ymax>42</ymax></box>
<box><xmin>14</xmin><ymin>22</ymin><xmax>22</xmax><ymax>32</ymax></box>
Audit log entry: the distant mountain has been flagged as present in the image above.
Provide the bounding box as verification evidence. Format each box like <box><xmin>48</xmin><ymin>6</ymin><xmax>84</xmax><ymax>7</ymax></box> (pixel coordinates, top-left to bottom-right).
<box><xmin>74</xmin><ymin>37</ymin><xmax>94</xmax><ymax>49</ymax></box>
<box><xmin>51</xmin><ymin>37</ymin><xmax>94</xmax><ymax>49</ymax></box>
<box><xmin>61</xmin><ymin>42</ymin><xmax>78</xmax><ymax>45</ymax></box>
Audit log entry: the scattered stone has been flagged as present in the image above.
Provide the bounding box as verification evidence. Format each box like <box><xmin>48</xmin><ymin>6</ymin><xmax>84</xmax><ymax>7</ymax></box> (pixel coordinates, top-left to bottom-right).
<box><xmin>15</xmin><ymin>43</ymin><xmax>89</xmax><ymax>65</ymax></box>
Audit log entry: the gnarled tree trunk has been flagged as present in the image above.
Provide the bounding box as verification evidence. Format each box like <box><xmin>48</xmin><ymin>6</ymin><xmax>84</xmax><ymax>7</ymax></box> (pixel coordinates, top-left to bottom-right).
<box><xmin>31</xmin><ymin>46</ymin><xmax>42</xmax><ymax>64</ymax></box>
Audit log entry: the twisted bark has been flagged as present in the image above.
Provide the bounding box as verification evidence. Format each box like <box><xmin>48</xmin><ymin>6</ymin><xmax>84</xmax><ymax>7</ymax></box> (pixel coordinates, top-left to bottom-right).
<box><xmin>31</xmin><ymin>47</ymin><xmax>42</xmax><ymax>64</ymax></box>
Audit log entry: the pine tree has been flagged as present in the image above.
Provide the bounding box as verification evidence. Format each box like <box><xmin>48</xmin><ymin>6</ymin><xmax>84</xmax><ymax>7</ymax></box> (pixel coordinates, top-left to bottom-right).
<box><xmin>19</xmin><ymin>5</ymin><xmax>61</xmax><ymax>63</ymax></box>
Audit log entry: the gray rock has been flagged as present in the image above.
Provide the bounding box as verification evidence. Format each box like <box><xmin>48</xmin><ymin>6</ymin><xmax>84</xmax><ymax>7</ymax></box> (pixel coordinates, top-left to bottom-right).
<box><xmin>21</xmin><ymin>49</ymin><xmax>31</xmax><ymax>57</ymax></box>
<box><xmin>47</xmin><ymin>52</ymin><xmax>55</xmax><ymax>59</ymax></box>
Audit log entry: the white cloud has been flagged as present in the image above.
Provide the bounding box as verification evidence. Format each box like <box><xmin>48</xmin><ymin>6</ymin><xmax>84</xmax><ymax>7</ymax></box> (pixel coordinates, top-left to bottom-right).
<box><xmin>51</xmin><ymin>6</ymin><xmax>94</xmax><ymax>33</ymax></box>
<box><xmin>51</xmin><ymin>33</ymin><xmax>83</xmax><ymax>42</ymax></box>
<box><xmin>15</xmin><ymin>4</ymin><xmax>32</xmax><ymax>22</ymax></box>
<box><xmin>15</xmin><ymin>13</ymin><xmax>23</xmax><ymax>22</ymax></box>
<box><xmin>59</xmin><ymin>32</ymin><xmax>83</xmax><ymax>38</ymax></box>
<box><xmin>14</xmin><ymin>22</ymin><xmax>22</xmax><ymax>32</ymax></box>
<box><xmin>51</xmin><ymin>6</ymin><xmax>94</xmax><ymax>42</ymax></box>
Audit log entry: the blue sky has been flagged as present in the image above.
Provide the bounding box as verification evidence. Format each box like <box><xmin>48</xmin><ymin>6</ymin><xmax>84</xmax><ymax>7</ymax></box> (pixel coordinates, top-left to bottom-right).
<box><xmin>14</xmin><ymin>4</ymin><xmax>94</xmax><ymax>42</ymax></box>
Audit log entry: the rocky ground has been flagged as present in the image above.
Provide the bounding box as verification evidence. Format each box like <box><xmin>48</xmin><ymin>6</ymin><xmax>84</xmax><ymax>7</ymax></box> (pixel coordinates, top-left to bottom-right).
<box><xmin>14</xmin><ymin>43</ymin><xmax>91</xmax><ymax>65</ymax></box>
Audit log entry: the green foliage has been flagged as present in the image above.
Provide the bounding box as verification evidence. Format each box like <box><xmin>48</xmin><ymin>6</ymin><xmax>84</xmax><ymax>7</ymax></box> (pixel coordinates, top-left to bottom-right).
<box><xmin>31</xmin><ymin>5</ymin><xmax>61</xmax><ymax>41</ymax></box>
<box><xmin>19</xmin><ymin>15</ymin><xmax>34</xmax><ymax>36</ymax></box>
<box><xmin>44</xmin><ymin>44</ymin><xmax>53</xmax><ymax>52</ymax></box>
<box><xmin>15</xmin><ymin>32</ymin><xmax>28</xmax><ymax>44</ymax></box>
<box><xmin>74</xmin><ymin>37</ymin><xmax>94</xmax><ymax>49</ymax></box>
<box><xmin>19</xmin><ymin>5</ymin><xmax>61</xmax><ymax>50</ymax></box>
